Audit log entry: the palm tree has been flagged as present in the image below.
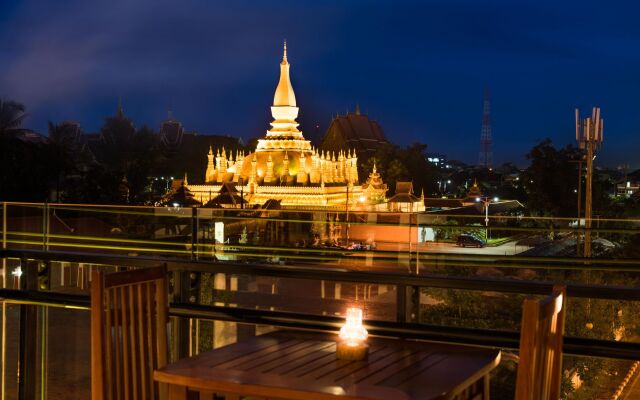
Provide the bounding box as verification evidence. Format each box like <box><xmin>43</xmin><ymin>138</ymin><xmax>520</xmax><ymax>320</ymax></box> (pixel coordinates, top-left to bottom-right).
<box><xmin>0</xmin><ymin>99</ymin><xmax>27</xmax><ymax>136</ymax></box>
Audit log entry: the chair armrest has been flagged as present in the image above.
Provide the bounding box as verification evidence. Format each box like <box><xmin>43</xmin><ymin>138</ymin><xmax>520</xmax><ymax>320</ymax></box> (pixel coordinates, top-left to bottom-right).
<box><xmin>501</xmin><ymin>351</ymin><xmax>520</xmax><ymax>364</ymax></box>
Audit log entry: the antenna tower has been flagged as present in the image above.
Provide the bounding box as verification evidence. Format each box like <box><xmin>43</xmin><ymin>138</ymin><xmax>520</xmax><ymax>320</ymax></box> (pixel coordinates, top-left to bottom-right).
<box><xmin>478</xmin><ymin>88</ymin><xmax>493</xmax><ymax>168</ymax></box>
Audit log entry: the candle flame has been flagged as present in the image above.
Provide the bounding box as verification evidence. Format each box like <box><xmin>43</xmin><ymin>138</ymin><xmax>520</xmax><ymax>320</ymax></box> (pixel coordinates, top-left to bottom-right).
<box><xmin>339</xmin><ymin>307</ymin><xmax>368</xmax><ymax>346</ymax></box>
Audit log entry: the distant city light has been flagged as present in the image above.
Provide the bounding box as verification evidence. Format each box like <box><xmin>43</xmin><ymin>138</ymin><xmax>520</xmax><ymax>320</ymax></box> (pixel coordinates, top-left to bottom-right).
<box><xmin>447</xmin><ymin>180</ymin><xmax>451</xmax><ymax>184</ymax></box>
<box><xmin>493</xmin><ymin>197</ymin><xmax>499</xmax><ymax>202</ymax></box>
<box><xmin>475</xmin><ymin>197</ymin><xmax>481</xmax><ymax>202</ymax></box>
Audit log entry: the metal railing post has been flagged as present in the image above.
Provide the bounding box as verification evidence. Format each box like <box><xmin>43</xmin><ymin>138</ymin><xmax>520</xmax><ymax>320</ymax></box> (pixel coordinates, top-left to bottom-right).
<box><xmin>191</xmin><ymin>207</ymin><xmax>198</xmax><ymax>260</ymax></box>
<box><xmin>396</xmin><ymin>284</ymin><xmax>407</xmax><ymax>322</ymax></box>
<box><xmin>415</xmin><ymin>212</ymin><xmax>420</xmax><ymax>275</ymax></box>
<box><xmin>18</xmin><ymin>259</ymin><xmax>38</xmax><ymax>400</ymax></box>
<box><xmin>1</xmin><ymin>202</ymin><xmax>6</xmax><ymax>400</ymax></box>
<box><xmin>410</xmin><ymin>285</ymin><xmax>420</xmax><ymax>323</ymax></box>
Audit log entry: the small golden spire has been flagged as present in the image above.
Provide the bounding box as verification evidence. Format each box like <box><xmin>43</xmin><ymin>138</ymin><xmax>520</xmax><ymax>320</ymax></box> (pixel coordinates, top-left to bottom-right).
<box><xmin>283</xmin><ymin>40</ymin><xmax>287</xmax><ymax>63</ymax></box>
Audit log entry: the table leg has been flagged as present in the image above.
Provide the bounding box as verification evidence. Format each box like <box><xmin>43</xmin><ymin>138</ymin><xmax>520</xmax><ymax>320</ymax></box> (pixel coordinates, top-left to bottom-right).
<box><xmin>168</xmin><ymin>384</ymin><xmax>187</xmax><ymax>400</ymax></box>
<box><xmin>198</xmin><ymin>390</ymin><xmax>214</xmax><ymax>400</ymax></box>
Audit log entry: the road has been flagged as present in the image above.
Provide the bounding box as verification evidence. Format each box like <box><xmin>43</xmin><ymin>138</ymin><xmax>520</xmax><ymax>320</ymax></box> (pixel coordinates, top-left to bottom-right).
<box><xmin>290</xmin><ymin>240</ymin><xmax>533</xmax><ymax>273</ymax></box>
<box><xmin>375</xmin><ymin>241</ymin><xmax>531</xmax><ymax>256</ymax></box>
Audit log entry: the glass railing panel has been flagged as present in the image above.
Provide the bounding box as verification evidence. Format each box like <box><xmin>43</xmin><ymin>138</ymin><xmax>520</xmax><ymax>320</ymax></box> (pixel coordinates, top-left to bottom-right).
<box><xmin>42</xmin><ymin>306</ymin><xmax>91</xmax><ymax>399</ymax></box>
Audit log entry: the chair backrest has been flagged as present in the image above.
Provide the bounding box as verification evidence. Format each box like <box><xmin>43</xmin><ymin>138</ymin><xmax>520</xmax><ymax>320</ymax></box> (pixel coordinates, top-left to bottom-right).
<box><xmin>91</xmin><ymin>266</ymin><xmax>169</xmax><ymax>400</ymax></box>
<box><xmin>515</xmin><ymin>285</ymin><xmax>566</xmax><ymax>400</ymax></box>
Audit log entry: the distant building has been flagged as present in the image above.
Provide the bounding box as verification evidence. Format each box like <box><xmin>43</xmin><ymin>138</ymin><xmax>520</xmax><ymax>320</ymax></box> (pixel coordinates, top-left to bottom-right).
<box><xmin>615</xmin><ymin>169</ymin><xmax>640</xmax><ymax>197</ymax></box>
<box><xmin>387</xmin><ymin>182</ymin><xmax>425</xmax><ymax>212</ymax></box>
<box><xmin>617</xmin><ymin>180</ymin><xmax>640</xmax><ymax>197</ymax></box>
<box><xmin>319</xmin><ymin>106</ymin><xmax>388</xmax><ymax>159</ymax></box>
<box><xmin>426</xmin><ymin>153</ymin><xmax>449</xmax><ymax>169</ymax></box>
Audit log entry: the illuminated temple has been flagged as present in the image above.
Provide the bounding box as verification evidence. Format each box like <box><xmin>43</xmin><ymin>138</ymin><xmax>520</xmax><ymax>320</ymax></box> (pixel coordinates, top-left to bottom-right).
<box><xmin>187</xmin><ymin>43</ymin><xmax>422</xmax><ymax>211</ymax></box>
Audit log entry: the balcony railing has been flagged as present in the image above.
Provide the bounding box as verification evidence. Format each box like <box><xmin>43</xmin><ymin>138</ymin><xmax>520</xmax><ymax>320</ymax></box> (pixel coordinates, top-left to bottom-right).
<box><xmin>1</xmin><ymin>202</ymin><xmax>640</xmax><ymax>399</ymax></box>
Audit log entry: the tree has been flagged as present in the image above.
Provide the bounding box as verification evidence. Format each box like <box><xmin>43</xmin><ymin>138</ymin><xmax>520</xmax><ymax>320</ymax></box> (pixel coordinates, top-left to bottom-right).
<box><xmin>359</xmin><ymin>142</ymin><xmax>437</xmax><ymax>195</ymax></box>
<box><xmin>0</xmin><ymin>99</ymin><xmax>27</xmax><ymax>137</ymax></box>
<box><xmin>126</xmin><ymin>126</ymin><xmax>163</xmax><ymax>204</ymax></box>
<box><xmin>399</xmin><ymin>143</ymin><xmax>438</xmax><ymax>195</ymax></box>
<box><xmin>0</xmin><ymin>100</ymin><xmax>57</xmax><ymax>201</ymax></box>
<box><xmin>521</xmin><ymin>139</ymin><xmax>580</xmax><ymax>217</ymax></box>
<box><xmin>96</xmin><ymin>110</ymin><xmax>136</xmax><ymax>173</ymax></box>
<box><xmin>48</xmin><ymin>121</ymin><xmax>84</xmax><ymax>202</ymax></box>
<box><xmin>522</xmin><ymin>139</ymin><xmax>611</xmax><ymax>219</ymax></box>
<box><xmin>93</xmin><ymin>109</ymin><xmax>162</xmax><ymax>204</ymax></box>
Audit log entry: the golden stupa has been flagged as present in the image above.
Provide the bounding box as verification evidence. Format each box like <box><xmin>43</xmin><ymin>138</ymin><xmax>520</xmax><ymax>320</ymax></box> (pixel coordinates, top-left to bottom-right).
<box><xmin>187</xmin><ymin>42</ymin><xmax>387</xmax><ymax>210</ymax></box>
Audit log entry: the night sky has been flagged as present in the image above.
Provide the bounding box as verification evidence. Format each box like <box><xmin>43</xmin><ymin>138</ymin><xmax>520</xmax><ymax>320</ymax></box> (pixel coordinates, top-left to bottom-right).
<box><xmin>1</xmin><ymin>0</ymin><xmax>639</xmax><ymax>167</ymax></box>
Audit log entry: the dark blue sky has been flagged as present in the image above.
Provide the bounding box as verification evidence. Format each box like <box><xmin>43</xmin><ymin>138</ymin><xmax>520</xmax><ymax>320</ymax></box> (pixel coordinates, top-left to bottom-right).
<box><xmin>1</xmin><ymin>0</ymin><xmax>639</xmax><ymax>167</ymax></box>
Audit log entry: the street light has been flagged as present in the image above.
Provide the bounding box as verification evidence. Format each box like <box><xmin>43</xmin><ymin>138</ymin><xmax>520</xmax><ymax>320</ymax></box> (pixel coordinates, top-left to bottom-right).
<box><xmin>478</xmin><ymin>196</ymin><xmax>499</xmax><ymax>239</ymax></box>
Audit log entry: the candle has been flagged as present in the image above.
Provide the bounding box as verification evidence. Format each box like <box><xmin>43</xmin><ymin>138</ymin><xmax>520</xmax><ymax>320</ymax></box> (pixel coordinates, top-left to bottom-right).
<box><xmin>337</xmin><ymin>307</ymin><xmax>369</xmax><ymax>360</ymax></box>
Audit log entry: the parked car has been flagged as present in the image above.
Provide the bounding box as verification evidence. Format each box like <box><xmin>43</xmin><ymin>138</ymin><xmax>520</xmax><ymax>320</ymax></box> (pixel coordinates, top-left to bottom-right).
<box><xmin>456</xmin><ymin>234</ymin><xmax>485</xmax><ymax>248</ymax></box>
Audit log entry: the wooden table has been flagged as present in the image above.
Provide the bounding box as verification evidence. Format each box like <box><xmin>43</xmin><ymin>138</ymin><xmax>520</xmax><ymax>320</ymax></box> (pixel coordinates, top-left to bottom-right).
<box><xmin>154</xmin><ymin>330</ymin><xmax>501</xmax><ymax>400</ymax></box>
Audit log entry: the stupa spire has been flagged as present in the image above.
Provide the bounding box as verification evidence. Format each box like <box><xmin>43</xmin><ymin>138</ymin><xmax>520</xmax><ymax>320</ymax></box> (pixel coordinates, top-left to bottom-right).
<box><xmin>273</xmin><ymin>41</ymin><xmax>296</xmax><ymax>107</ymax></box>
<box><xmin>257</xmin><ymin>41</ymin><xmax>312</xmax><ymax>152</ymax></box>
<box><xmin>283</xmin><ymin>40</ymin><xmax>287</xmax><ymax>64</ymax></box>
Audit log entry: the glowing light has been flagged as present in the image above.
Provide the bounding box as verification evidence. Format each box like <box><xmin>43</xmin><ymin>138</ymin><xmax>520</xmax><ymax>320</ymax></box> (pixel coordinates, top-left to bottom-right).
<box><xmin>172</xmin><ymin>202</ymin><xmax>179</xmax><ymax>207</ymax></box>
<box><xmin>11</xmin><ymin>267</ymin><xmax>22</xmax><ymax>278</ymax></box>
<box><xmin>493</xmin><ymin>197</ymin><xmax>499</xmax><ymax>202</ymax></box>
<box><xmin>475</xmin><ymin>197</ymin><xmax>481</xmax><ymax>202</ymax></box>
<box><xmin>339</xmin><ymin>307</ymin><xmax>368</xmax><ymax>347</ymax></box>
<box><xmin>358</xmin><ymin>195</ymin><xmax>366</xmax><ymax>203</ymax></box>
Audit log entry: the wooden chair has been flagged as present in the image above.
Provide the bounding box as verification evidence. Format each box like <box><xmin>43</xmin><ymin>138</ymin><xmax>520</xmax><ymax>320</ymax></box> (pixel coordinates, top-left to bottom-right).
<box><xmin>515</xmin><ymin>285</ymin><xmax>566</xmax><ymax>400</ymax></box>
<box><xmin>91</xmin><ymin>265</ymin><xmax>169</xmax><ymax>400</ymax></box>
